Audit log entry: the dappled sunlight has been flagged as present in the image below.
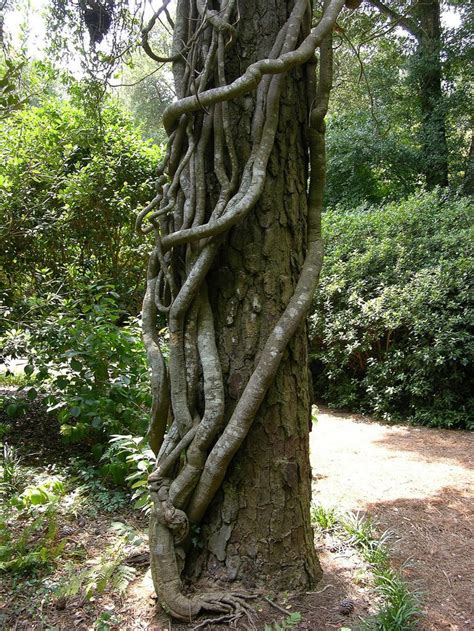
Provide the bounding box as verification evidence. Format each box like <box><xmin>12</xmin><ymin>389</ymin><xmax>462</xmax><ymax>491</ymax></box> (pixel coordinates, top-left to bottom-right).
<box><xmin>311</xmin><ymin>409</ymin><xmax>474</xmax><ymax>630</ymax></box>
<box><xmin>311</xmin><ymin>409</ymin><xmax>473</xmax><ymax>509</ymax></box>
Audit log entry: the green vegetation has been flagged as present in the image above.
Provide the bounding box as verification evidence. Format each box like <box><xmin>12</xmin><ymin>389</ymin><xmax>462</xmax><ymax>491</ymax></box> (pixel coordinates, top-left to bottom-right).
<box><xmin>312</xmin><ymin>505</ymin><xmax>421</xmax><ymax>630</ymax></box>
<box><xmin>0</xmin><ymin>0</ymin><xmax>471</xmax><ymax>627</ymax></box>
<box><xmin>1</xmin><ymin>286</ymin><xmax>153</xmax><ymax>489</ymax></box>
<box><xmin>311</xmin><ymin>190</ymin><xmax>473</xmax><ymax>429</ymax></box>
<box><xmin>0</xmin><ymin>83</ymin><xmax>160</xmax><ymax>319</ymax></box>
<box><xmin>0</xmin><ymin>434</ymin><xmax>147</xmax><ymax>627</ymax></box>
<box><xmin>264</xmin><ymin>611</ymin><xmax>302</xmax><ymax>631</ymax></box>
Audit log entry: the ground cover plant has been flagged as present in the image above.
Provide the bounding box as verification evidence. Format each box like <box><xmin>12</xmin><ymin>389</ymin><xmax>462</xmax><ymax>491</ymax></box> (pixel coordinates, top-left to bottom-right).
<box><xmin>312</xmin><ymin>504</ymin><xmax>421</xmax><ymax>631</ymax></box>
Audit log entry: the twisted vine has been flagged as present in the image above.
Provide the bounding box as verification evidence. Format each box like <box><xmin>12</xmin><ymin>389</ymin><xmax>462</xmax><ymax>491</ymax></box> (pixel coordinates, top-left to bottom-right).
<box><xmin>137</xmin><ymin>0</ymin><xmax>348</xmax><ymax>622</ymax></box>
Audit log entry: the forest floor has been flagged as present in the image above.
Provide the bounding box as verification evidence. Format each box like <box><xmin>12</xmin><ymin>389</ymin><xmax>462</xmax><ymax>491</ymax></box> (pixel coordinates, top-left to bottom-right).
<box><xmin>0</xmin><ymin>389</ymin><xmax>472</xmax><ymax>630</ymax></box>
<box><xmin>311</xmin><ymin>407</ymin><xmax>474</xmax><ymax>631</ymax></box>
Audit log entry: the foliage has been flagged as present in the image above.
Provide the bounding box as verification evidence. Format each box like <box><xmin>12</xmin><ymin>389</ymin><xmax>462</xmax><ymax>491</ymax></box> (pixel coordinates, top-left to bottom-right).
<box><xmin>2</xmin><ymin>286</ymin><xmax>151</xmax><ymax>451</ymax></box>
<box><xmin>70</xmin><ymin>458</ymin><xmax>130</xmax><ymax>512</ymax></box>
<box><xmin>326</xmin><ymin>31</ymin><xmax>421</xmax><ymax>207</ymax></box>
<box><xmin>325</xmin><ymin>1</ymin><xmax>472</xmax><ymax>205</ymax></box>
<box><xmin>310</xmin><ymin>190</ymin><xmax>473</xmax><ymax>429</ymax></box>
<box><xmin>311</xmin><ymin>504</ymin><xmax>338</xmax><ymax>531</ymax></box>
<box><xmin>0</xmin><ymin>57</ymin><xmax>27</xmax><ymax>117</ymax></box>
<box><xmin>12</xmin><ymin>477</ymin><xmax>66</xmax><ymax>510</ymax></box>
<box><xmin>0</xmin><ymin>80</ymin><xmax>160</xmax><ymax>317</ymax></box>
<box><xmin>0</xmin><ymin>443</ymin><xmax>24</xmax><ymax>498</ymax></box>
<box><xmin>264</xmin><ymin>612</ymin><xmax>302</xmax><ymax>631</ymax></box>
<box><xmin>312</xmin><ymin>505</ymin><xmax>421</xmax><ymax>630</ymax></box>
<box><xmin>0</xmin><ymin>370</ymin><xmax>31</xmax><ymax>388</ymax></box>
<box><xmin>56</xmin><ymin>521</ymin><xmax>143</xmax><ymax>601</ymax></box>
<box><xmin>117</xmin><ymin>30</ymin><xmax>173</xmax><ymax>144</ymax></box>
<box><xmin>0</xmin><ymin>509</ymin><xmax>65</xmax><ymax>574</ymax></box>
<box><xmin>325</xmin><ymin>110</ymin><xmax>420</xmax><ymax>207</ymax></box>
<box><xmin>0</xmin><ymin>467</ymin><xmax>67</xmax><ymax>575</ymax></box>
<box><xmin>106</xmin><ymin>434</ymin><xmax>155</xmax><ymax>511</ymax></box>
<box><xmin>0</xmin><ymin>394</ymin><xmax>29</xmax><ymax>419</ymax></box>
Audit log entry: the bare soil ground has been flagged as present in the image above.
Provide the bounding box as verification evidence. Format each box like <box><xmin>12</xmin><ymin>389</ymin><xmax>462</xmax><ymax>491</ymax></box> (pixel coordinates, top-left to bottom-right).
<box><xmin>1</xmin><ymin>393</ymin><xmax>473</xmax><ymax>630</ymax></box>
<box><xmin>311</xmin><ymin>406</ymin><xmax>474</xmax><ymax>631</ymax></box>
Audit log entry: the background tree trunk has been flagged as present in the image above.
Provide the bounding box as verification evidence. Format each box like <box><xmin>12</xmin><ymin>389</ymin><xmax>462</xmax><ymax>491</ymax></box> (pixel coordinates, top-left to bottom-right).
<box><xmin>414</xmin><ymin>0</ymin><xmax>449</xmax><ymax>188</ymax></box>
<box><xmin>184</xmin><ymin>0</ymin><xmax>321</xmax><ymax>592</ymax></box>
<box><xmin>462</xmin><ymin>129</ymin><xmax>474</xmax><ymax>196</ymax></box>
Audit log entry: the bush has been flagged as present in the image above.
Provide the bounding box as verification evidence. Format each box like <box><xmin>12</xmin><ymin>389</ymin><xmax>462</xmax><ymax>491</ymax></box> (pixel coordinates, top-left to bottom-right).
<box><xmin>310</xmin><ymin>190</ymin><xmax>473</xmax><ymax>429</ymax></box>
<box><xmin>2</xmin><ymin>284</ymin><xmax>151</xmax><ymax>447</ymax></box>
<box><xmin>0</xmin><ymin>83</ymin><xmax>160</xmax><ymax>318</ymax></box>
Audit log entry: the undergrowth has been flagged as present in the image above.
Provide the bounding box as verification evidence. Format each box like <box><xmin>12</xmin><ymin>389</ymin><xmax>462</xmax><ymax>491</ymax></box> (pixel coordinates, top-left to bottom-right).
<box><xmin>312</xmin><ymin>505</ymin><xmax>421</xmax><ymax>630</ymax></box>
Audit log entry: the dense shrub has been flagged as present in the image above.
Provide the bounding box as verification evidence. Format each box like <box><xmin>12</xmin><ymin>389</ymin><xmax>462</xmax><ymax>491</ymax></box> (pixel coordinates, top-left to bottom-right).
<box><xmin>325</xmin><ymin>111</ymin><xmax>420</xmax><ymax>207</ymax></box>
<box><xmin>0</xmin><ymin>85</ymin><xmax>160</xmax><ymax>317</ymax></box>
<box><xmin>310</xmin><ymin>190</ymin><xmax>473</xmax><ymax>429</ymax></box>
<box><xmin>2</xmin><ymin>284</ymin><xmax>151</xmax><ymax>452</ymax></box>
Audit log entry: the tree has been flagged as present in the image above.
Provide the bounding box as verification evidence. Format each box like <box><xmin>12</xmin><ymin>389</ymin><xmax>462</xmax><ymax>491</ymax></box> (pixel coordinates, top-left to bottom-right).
<box><xmin>134</xmin><ymin>0</ymin><xmax>350</xmax><ymax>622</ymax></box>
<box><xmin>369</xmin><ymin>0</ymin><xmax>449</xmax><ymax>188</ymax></box>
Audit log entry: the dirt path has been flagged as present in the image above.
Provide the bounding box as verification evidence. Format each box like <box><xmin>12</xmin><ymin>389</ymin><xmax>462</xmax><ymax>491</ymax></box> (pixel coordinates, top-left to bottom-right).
<box><xmin>310</xmin><ymin>407</ymin><xmax>474</xmax><ymax>631</ymax></box>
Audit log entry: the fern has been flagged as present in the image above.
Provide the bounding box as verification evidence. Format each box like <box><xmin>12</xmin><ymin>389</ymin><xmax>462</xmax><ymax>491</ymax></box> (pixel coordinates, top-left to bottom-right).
<box><xmin>111</xmin><ymin>564</ymin><xmax>137</xmax><ymax>594</ymax></box>
<box><xmin>57</xmin><ymin>522</ymin><xmax>142</xmax><ymax>599</ymax></box>
<box><xmin>106</xmin><ymin>436</ymin><xmax>155</xmax><ymax>513</ymax></box>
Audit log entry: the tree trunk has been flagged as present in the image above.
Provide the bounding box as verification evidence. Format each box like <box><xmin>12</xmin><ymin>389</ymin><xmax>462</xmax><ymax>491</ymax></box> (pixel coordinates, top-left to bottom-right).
<box><xmin>185</xmin><ymin>0</ymin><xmax>320</xmax><ymax>592</ymax></box>
<box><xmin>141</xmin><ymin>0</ymin><xmax>344</xmax><ymax>620</ymax></box>
<box><xmin>414</xmin><ymin>0</ymin><xmax>449</xmax><ymax>188</ymax></box>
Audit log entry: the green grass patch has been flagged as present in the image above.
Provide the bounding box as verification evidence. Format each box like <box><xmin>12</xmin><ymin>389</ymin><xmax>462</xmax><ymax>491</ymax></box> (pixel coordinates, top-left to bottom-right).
<box><xmin>0</xmin><ymin>370</ymin><xmax>31</xmax><ymax>388</ymax></box>
<box><xmin>312</xmin><ymin>505</ymin><xmax>421</xmax><ymax>630</ymax></box>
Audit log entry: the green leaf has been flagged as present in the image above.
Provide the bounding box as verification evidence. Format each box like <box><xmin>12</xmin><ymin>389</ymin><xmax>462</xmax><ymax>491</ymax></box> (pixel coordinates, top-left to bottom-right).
<box><xmin>70</xmin><ymin>358</ymin><xmax>82</xmax><ymax>372</ymax></box>
<box><xmin>131</xmin><ymin>479</ymin><xmax>148</xmax><ymax>489</ymax></box>
<box><xmin>91</xmin><ymin>416</ymin><xmax>102</xmax><ymax>429</ymax></box>
<box><xmin>55</xmin><ymin>376</ymin><xmax>69</xmax><ymax>390</ymax></box>
<box><xmin>35</xmin><ymin>369</ymin><xmax>49</xmax><ymax>381</ymax></box>
<box><xmin>133</xmin><ymin>495</ymin><xmax>150</xmax><ymax>509</ymax></box>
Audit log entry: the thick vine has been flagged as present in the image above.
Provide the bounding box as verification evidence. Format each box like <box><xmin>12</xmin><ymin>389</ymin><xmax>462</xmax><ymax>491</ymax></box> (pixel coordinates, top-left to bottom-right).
<box><xmin>137</xmin><ymin>0</ymin><xmax>348</xmax><ymax>623</ymax></box>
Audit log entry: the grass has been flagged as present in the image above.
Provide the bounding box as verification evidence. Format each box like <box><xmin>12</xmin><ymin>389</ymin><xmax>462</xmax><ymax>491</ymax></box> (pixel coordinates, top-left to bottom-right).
<box><xmin>0</xmin><ymin>370</ymin><xmax>31</xmax><ymax>388</ymax></box>
<box><xmin>312</xmin><ymin>505</ymin><xmax>421</xmax><ymax>630</ymax></box>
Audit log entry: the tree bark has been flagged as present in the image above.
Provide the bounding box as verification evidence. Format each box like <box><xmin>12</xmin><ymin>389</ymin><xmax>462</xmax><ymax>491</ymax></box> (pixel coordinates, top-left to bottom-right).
<box><xmin>186</xmin><ymin>0</ymin><xmax>320</xmax><ymax>592</ymax></box>
<box><xmin>139</xmin><ymin>0</ymin><xmax>345</xmax><ymax>620</ymax></box>
<box><xmin>462</xmin><ymin>129</ymin><xmax>474</xmax><ymax>196</ymax></box>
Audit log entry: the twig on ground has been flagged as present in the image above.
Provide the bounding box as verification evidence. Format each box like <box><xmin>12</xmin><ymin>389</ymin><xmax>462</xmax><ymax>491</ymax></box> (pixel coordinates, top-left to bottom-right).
<box><xmin>263</xmin><ymin>596</ymin><xmax>290</xmax><ymax>615</ymax></box>
<box><xmin>306</xmin><ymin>583</ymin><xmax>335</xmax><ymax>595</ymax></box>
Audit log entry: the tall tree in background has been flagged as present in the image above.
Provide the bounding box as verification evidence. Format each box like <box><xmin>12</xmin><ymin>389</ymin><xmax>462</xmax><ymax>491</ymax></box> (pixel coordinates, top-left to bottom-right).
<box><xmin>135</xmin><ymin>0</ymin><xmax>349</xmax><ymax>622</ymax></box>
<box><xmin>370</xmin><ymin>0</ymin><xmax>449</xmax><ymax>188</ymax></box>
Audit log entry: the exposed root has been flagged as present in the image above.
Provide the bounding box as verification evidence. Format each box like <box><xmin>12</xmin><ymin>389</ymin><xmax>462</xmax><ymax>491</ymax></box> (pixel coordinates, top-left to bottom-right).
<box><xmin>190</xmin><ymin>593</ymin><xmax>257</xmax><ymax>630</ymax></box>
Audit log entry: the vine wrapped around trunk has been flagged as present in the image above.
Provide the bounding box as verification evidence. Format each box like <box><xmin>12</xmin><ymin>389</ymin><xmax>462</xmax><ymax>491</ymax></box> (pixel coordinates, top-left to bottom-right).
<box><xmin>136</xmin><ymin>0</ymin><xmax>349</xmax><ymax>623</ymax></box>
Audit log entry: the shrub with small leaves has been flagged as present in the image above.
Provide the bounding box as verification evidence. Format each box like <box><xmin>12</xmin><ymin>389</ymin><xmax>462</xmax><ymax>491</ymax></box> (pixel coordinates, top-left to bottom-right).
<box><xmin>105</xmin><ymin>435</ymin><xmax>155</xmax><ymax>511</ymax></box>
<box><xmin>4</xmin><ymin>285</ymin><xmax>151</xmax><ymax>449</ymax></box>
<box><xmin>310</xmin><ymin>190</ymin><xmax>473</xmax><ymax>429</ymax></box>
